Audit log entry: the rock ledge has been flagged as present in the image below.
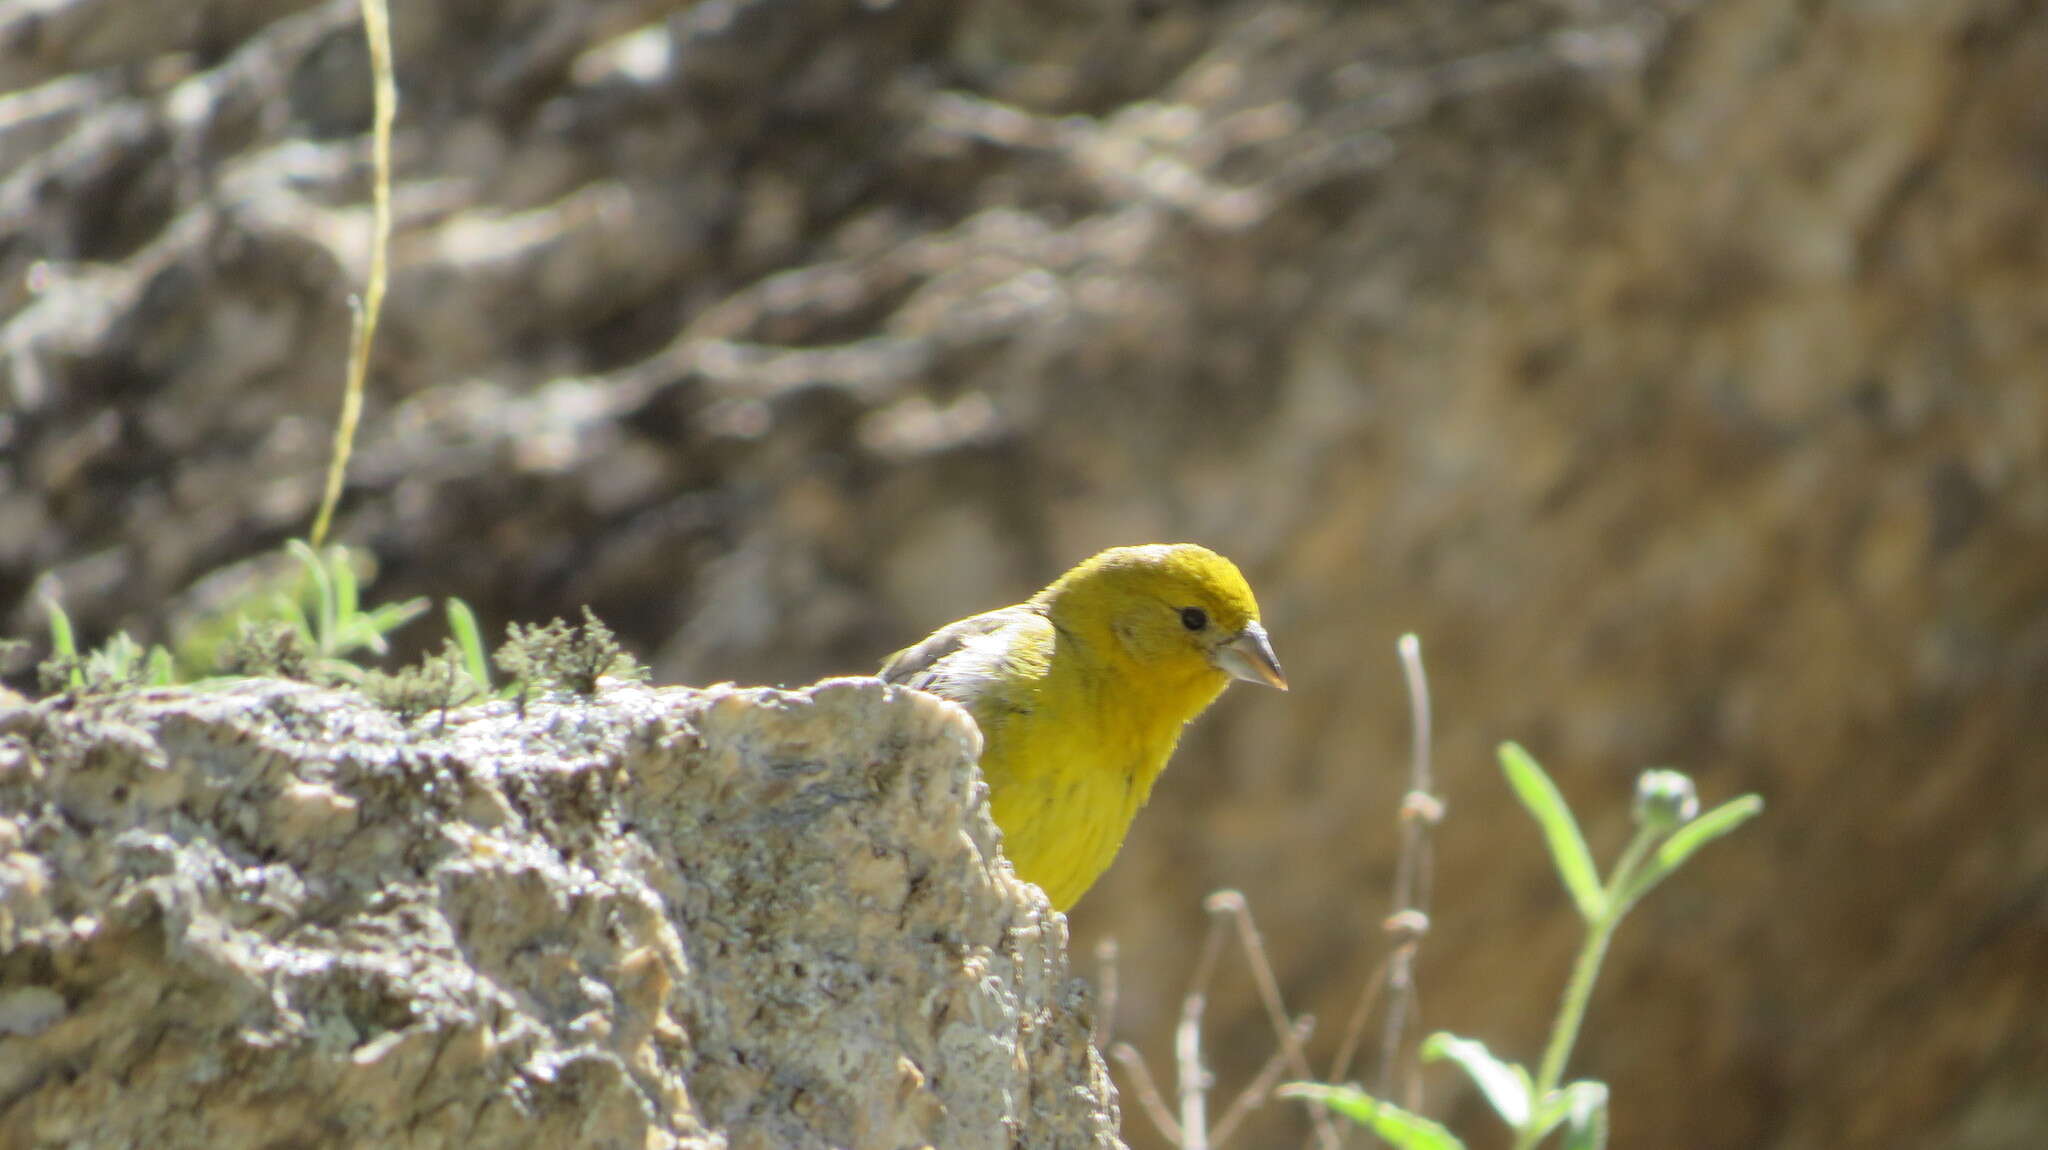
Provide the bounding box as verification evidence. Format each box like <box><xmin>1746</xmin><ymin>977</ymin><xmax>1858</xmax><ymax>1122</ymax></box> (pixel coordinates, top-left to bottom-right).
<box><xmin>0</xmin><ymin>677</ymin><xmax>1120</xmax><ymax>1149</ymax></box>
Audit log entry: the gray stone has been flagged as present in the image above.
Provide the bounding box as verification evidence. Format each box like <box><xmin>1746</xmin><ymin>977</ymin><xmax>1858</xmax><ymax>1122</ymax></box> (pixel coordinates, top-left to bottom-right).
<box><xmin>0</xmin><ymin>677</ymin><xmax>1120</xmax><ymax>1149</ymax></box>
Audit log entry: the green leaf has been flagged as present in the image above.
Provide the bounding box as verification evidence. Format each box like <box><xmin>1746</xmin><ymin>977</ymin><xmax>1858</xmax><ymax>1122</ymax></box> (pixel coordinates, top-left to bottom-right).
<box><xmin>144</xmin><ymin>646</ymin><xmax>177</xmax><ymax>686</ymax></box>
<box><xmin>329</xmin><ymin>547</ymin><xmax>360</xmax><ymax>630</ymax></box>
<box><xmin>287</xmin><ymin>540</ymin><xmax>338</xmax><ymax>653</ymax></box>
<box><xmin>446</xmin><ymin>598</ymin><xmax>491</xmax><ymax>691</ymax></box>
<box><xmin>1655</xmin><ymin>794</ymin><xmax>1764</xmax><ymax>871</ymax></box>
<box><xmin>44</xmin><ymin>597</ymin><xmax>77</xmax><ymax>662</ymax></box>
<box><xmin>1279</xmin><ymin>1084</ymin><xmax>1466</xmax><ymax>1150</ymax></box>
<box><xmin>44</xmin><ymin>603</ymin><xmax>82</xmax><ymax>690</ymax></box>
<box><xmin>272</xmin><ymin>590</ymin><xmax>315</xmax><ymax>646</ymax></box>
<box><xmin>1421</xmin><ymin>1032</ymin><xmax>1530</xmax><ymax>1127</ymax></box>
<box><xmin>1498</xmin><ymin>742</ymin><xmax>1605</xmax><ymax>920</ymax></box>
<box><xmin>1621</xmin><ymin>795</ymin><xmax>1764</xmax><ymax>907</ymax></box>
<box><xmin>354</xmin><ymin>598</ymin><xmax>429</xmax><ymax>656</ymax></box>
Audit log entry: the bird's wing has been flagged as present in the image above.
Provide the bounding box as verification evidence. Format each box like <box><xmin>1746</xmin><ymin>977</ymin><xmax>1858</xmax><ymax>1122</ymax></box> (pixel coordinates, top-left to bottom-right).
<box><xmin>878</xmin><ymin>605</ymin><xmax>1050</xmax><ymax>712</ymax></box>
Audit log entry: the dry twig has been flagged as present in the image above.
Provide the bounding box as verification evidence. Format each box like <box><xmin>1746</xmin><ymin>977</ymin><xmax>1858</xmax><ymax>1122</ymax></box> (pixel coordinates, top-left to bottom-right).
<box><xmin>1107</xmin><ymin>635</ymin><xmax>1441</xmax><ymax>1149</ymax></box>
<box><xmin>1371</xmin><ymin>634</ymin><xmax>1442</xmax><ymax>1111</ymax></box>
<box><xmin>310</xmin><ymin>0</ymin><xmax>396</xmax><ymax>547</ymax></box>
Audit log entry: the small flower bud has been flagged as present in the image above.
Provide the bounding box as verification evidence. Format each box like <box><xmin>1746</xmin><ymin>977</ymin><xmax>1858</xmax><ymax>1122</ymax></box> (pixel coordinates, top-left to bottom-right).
<box><xmin>1400</xmin><ymin>790</ymin><xmax>1446</xmax><ymax>825</ymax></box>
<box><xmin>1634</xmin><ymin>769</ymin><xmax>1699</xmax><ymax>832</ymax></box>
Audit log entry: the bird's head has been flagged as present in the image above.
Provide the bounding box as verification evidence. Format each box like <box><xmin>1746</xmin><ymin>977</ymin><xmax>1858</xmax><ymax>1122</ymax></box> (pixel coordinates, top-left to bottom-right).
<box><xmin>1036</xmin><ymin>543</ymin><xmax>1288</xmax><ymax>693</ymax></box>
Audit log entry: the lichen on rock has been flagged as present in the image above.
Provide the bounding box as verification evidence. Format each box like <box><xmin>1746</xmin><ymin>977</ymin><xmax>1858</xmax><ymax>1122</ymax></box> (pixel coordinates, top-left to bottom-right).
<box><xmin>0</xmin><ymin>676</ymin><xmax>1121</xmax><ymax>1149</ymax></box>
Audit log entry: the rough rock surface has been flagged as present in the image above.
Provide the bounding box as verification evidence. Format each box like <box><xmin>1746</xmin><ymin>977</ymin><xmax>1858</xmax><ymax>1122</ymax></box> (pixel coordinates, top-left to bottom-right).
<box><xmin>5</xmin><ymin>1</ymin><xmax>2047</xmax><ymax>1148</ymax></box>
<box><xmin>0</xmin><ymin>678</ymin><xmax>1120</xmax><ymax>1149</ymax></box>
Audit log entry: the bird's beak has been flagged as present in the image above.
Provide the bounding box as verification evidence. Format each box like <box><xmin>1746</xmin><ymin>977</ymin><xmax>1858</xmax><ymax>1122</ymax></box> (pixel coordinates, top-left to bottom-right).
<box><xmin>1214</xmin><ymin>621</ymin><xmax>1288</xmax><ymax>690</ymax></box>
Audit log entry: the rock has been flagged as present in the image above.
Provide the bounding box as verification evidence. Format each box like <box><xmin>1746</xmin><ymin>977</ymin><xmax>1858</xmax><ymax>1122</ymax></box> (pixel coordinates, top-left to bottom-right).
<box><xmin>0</xmin><ymin>677</ymin><xmax>1120</xmax><ymax>1149</ymax></box>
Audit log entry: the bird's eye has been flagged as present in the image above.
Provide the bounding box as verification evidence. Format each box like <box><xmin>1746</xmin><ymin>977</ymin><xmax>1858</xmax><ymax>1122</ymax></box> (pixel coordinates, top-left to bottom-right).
<box><xmin>1180</xmin><ymin>607</ymin><xmax>1208</xmax><ymax>631</ymax></box>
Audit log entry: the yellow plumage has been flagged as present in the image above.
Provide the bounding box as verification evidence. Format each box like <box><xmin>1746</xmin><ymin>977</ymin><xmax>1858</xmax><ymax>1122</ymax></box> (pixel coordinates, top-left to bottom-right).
<box><xmin>880</xmin><ymin>543</ymin><xmax>1286</xmax><ymax>910</ymax></box>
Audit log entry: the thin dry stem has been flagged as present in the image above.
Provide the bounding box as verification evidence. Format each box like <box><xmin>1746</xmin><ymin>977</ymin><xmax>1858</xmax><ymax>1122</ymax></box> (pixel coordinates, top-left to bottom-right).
<box><xmin>1114</xmin><ymin>637</ymin><xmax>1441</xmax><ymax>1149</ymax></box>
<box><xmin>1113</xmin><ymin>893</ymin><xmax>1337</xmax><ymax>1149</ymax></box>
<box><xmin>1111</xmin><ymin>1042</ymin><xmax>1183</xmax><ymax>1145</ymax></box>
<box><xmin>310</xmin><ymin>0</ymin><xmax>395</xmax><ymax>547</ymax></box>
<box><xmin>1325</xmin><ymin>951</ymin><xmax>1393</xmax><ymax>1085</ymax></box>
<box><xmin>1094</xmin><ymin>938</ymin><xmax>1120</xmax><ymax>1049</ymax></box>
<box><xmin>1211</xmin><ymin>1015</ymin><xmax>1315</xmax><ymax>1147</ymax></box>
<box><xmin>1111</xmin><ymin>911</ymin><xmax>1229</xmax><ymax>1148</ymax></box>
<box><xmin>1177</xmin><ymin>987</ymin><xmax>1212</xmax><ymax>1150</ymax></box>
<box><xmin>1310</xmin><ymin>636</ymin><xmax>1442</xmax><ymax>1149</ymax></box>
<box><xmin>1398</xmin><ymin>989</ymin><xmax>1426</xmax><ymax>1112</ymax></box>
<box><xmin>1188</xmin><ymin>898</ymin><xmax>1232</xmax><ymax>995</ymax></box>
<box><xmin>1174</xmin><ymin>905</ymin><xmax>1233</xmax><ymax>1149</ymax></box>
<box><xmin>1368</xmin><ymin>634</ymin><xmax>1441</xmax><ymax>1128</ymax></box>
<box><xmin>1205</xmin><ymin>893</ymin><xmax>1339</xmax><ymax>1150</ymax></box>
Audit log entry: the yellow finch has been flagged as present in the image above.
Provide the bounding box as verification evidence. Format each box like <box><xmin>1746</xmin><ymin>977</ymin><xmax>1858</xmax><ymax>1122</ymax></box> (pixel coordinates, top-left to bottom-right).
<box><xmin>880</xmin><ymin>543</ymin><xmax>1286</xmax><ymax>910</ymax></box>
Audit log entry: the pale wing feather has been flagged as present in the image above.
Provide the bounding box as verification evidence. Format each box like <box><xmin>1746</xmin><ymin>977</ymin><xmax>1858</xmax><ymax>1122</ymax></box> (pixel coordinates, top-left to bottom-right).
<box><xmin>878</xmin><ymin>605</ymin><xmax>1050</xmax><ymax>717</ymax></box>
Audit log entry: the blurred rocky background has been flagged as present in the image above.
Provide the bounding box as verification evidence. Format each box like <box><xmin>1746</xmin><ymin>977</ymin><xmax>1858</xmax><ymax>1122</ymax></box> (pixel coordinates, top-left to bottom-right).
<box><xmin>3</xmin><ymin>0</ymin><xmax>2043</xmax><ymax>1147</ymax></box>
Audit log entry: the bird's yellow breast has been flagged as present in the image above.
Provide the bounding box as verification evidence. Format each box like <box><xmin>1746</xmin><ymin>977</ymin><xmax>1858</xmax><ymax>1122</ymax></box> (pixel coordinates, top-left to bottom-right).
<box><xmin>969</xmin><ymin>631</ymin><xmax>1227</xmax><ymax>910</ymax></box>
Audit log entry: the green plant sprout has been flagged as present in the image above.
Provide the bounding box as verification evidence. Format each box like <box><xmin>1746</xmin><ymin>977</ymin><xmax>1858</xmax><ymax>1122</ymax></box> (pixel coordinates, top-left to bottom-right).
<box><xmin>31</xmin><ymin>541</ymin><xmax>429</xmax><ymax>694</ymax></box>
<box><xmin>444</xmin><ymin>597</ymin><xmax>493</xmax><ymax>693</ymax></box>
<box><xmin>280</xmin><ymin>540</ymin><xmax>430</xmax><ymax>670</ymax></box>
<box><xmin>1282</xmin><ymin>743</ymin><xmax>1763</xmax><ymax>1150</ymax></box>
<box><xmin>36</xmin><ymin>598</ymin><xmax>177</xmax><ymax>694</ymax></box>
<box><xmin>18</xmin><ymin>541</ymin><xmax>631</xmax><ymax>712</ymax></box>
